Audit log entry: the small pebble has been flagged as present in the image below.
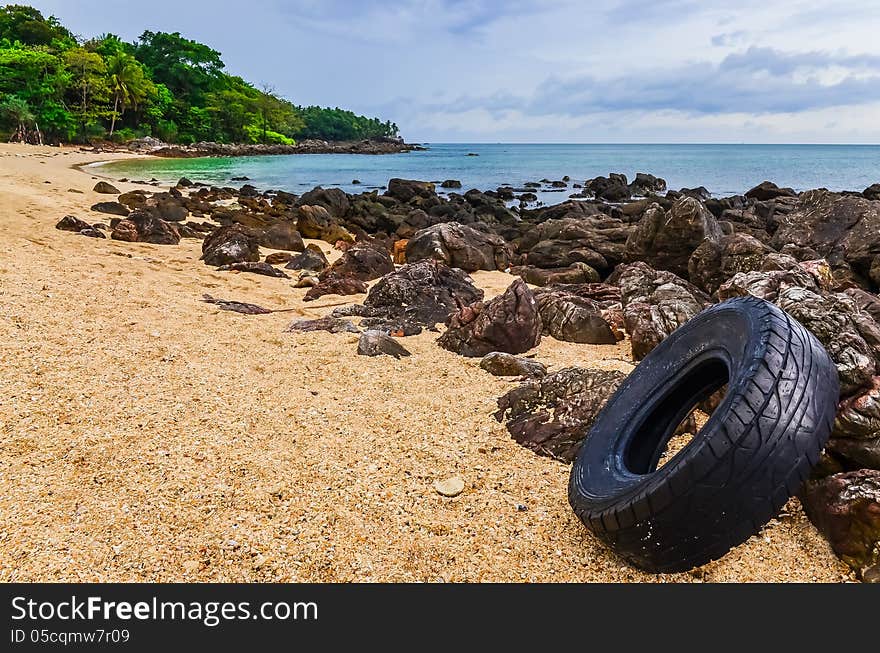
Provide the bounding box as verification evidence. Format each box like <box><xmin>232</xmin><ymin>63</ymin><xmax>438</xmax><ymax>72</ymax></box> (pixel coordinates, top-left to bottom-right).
<box><xmin>434</xmin><ymin>476</ymin><xmax>465</xmax><ymax>497</ymax></box>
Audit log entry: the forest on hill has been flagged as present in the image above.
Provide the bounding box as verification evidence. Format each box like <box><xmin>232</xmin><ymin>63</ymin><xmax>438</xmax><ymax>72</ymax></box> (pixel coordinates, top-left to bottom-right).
<box><xmin>0</xmin><ymin>4</ymin><xmax>399</xmax><ymax>145</ymax></box>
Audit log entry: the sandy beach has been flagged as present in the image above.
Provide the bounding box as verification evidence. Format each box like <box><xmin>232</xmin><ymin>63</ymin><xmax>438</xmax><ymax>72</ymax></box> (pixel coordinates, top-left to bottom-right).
<box><xmin>0</xmin><ymin>143</ymin><xmax>853</xmax><ymax>582</ymax></box>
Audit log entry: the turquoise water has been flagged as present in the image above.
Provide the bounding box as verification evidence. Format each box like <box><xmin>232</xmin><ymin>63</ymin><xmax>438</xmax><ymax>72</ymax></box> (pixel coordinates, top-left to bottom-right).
<box><xmin>96</xmin><ymin>143</ymin><xmax>880</xmax><ymax>202</ymax></box>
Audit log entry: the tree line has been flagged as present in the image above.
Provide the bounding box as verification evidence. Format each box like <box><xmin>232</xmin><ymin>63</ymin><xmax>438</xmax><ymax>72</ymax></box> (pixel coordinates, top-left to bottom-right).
<box><xmin>0</xmin><ymin>5</ymin><xmax>399</xmax><ymax>145</ymax></box>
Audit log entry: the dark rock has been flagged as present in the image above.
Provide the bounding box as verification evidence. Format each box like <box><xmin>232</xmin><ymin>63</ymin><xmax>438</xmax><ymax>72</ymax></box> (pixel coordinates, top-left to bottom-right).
<box><xmin>295</xmin><ymin>204</ymin><xmax>354</xmax><ymax>244</ymax></box>
<box><xmin>91</xmin><ymin>201</ymin><xmax>130</xmax><ymax>217</ymax></box>
<box><xmin>201</xmin><ymin>224</ymin><xmax>260</xmax><ymax>266</ymax></box>
<box><xmin>629</xmin><ymin>172</ymin><xmax>667</xmax><ymax>195</ymax></box>
<box><xmin>176</xmin><ymin>177</ymin><xmax>193</xmax><ymax>187</ymax></box>
<box><xmin>55</xmin><ymin>215</ymin><xmax>91</xmax><ymax>232</ymax></box>
<box><xmin>286</xmin><ymin>317</ymin><xmax>359</xmax><ymax>334</ymax></box>
<box><xmin>110</xmin><ymin>219</ymin><xmax>139</xmax><ymax>242</ymax></box>
<box><xmin>385</xmin><ymin>178</ymin><xmax>436</xmax><ymax>203</ymax></box>
<box><xmin>676</xmin><ymin>186</ymin><xmax>712</xmax><ymax>201</ymax></box>
<box><xmin>285</xmin><ymin>245</ymin><xmax>329</xmax><ymax>272</ymax></box>
<box><xmin>256</xmin><ymin>220</ymin><xmax>305</xmax><ymax>252</ymax></box>
<box><xmin>78</xmin><ymin>228</ymin><xmax>106</xmax><ymax>238</ymax></box>
<box><xmin>480</xmin><ymin>352</ymin><xmax>547</xmax><ymax>378</ymax></box>
<box><xmin>511</xmin><ymin>263</ymin><xmax>599</xmax><ymax>286</ymax></box>
<box><xmin>303</xmin><ymin>274</ymin><xmax>368</xmax><ymax>302</ymax></box>
<box><xmin>124</xmin><ymin>210</ymin><xmax>180</xmax><ymax>245</ymax></box>
<box><xmin>357</xmin><ymin>330</ymin><xmax>411</xmax><ymax>359</ymax></box>
<box><xmin>518</xmin><ymin>215</ymin><xmax>632</xmax><ymax>273</ymax></box>
<box><xmin>625</xmin><ymin>197</ymin><xmax>723</xmax><ymax>277</ymax></box>
<box><xmin>352</xmin><ymin>179</ymin><xmax>361</xmax><ymax>185</ymax></box>
<box><xmin>688</xmin><ymin>233</ymin><xmax>774</xmax><ymax>295</ymax></box>
<box><xmin>534</xmin><ymin>287</ymin><xmax>617</xmax><ymax>344</ymax></box>
<box><xmin>494</xmin><ymin>367</ymin><xmax>627</xmax><ymax>461</ymax></box>
<box><xmin>93</xmin><ymin>181</ymin><xmax>120</xmax><ymax>194</ymax></box>
<box><xmin>744</xmin><ymin>180</ymin><xmax>796</xmax><ymax>201</ymax></box>
<box><xmin>864</xmin><ymin>184</ymin><xmax>880</xmax><ymax>201</ymax></box>
<box><xmin>406</xmin><ymin>222</ymin><xmax>509</xmax><ymax>272</ymax></box>
<box><xmin>299</xmin><ymin>186</ymin><xmax>350</xmax><ymax>217</ymax></box>
<box><xmin>323</xmin><ymin>243</ymin><xmax>394</xmax><ymax>281</ymax></box>
<box><xmin>441</xmin><ymin>180</ymin><xmax>462</xmax><ymax>189</ymax></box>
<box><xmin>616</xmin><ymin>261</ymin><xmax>711</xmax><ymax>360</ymax></box>
<box><xmin>217</xmin><ymin>261</ymin><xmax>290</xmax><ymax>278</ymax></box>
<box><xmin>834</xmin><ymin>377</ymin><xmax>880</xmax><ymax>442</ymax></box>
<box><xmin>587</xmin><ymin>175</ymin><xmax>631</xmax><ymax>202</ymax></box>
<box><xmin>438</xmin><ymin>279</ymin><xmax>541</xmax><ymax>357</ymax></box>
<box><xmin>360</xmin><ymin>260</ymin><xmax>484</xmax><ymax>330</ymax></box>
<box><xmin>801</xmin><ymin>469</ymin><xmax>880</xmax><ymax>580</ymax></box>
<box><xmin>827</xmin><ymin>435</ymin><xmax>880</xmax><ymax>471</ymax></box>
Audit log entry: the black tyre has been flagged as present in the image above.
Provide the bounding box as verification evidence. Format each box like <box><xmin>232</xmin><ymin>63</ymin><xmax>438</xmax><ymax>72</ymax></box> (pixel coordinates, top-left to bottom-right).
<box><xmin>568</xmin><ymin>296</ymin><xmax>840</xmax><ymax>573</ymax></box>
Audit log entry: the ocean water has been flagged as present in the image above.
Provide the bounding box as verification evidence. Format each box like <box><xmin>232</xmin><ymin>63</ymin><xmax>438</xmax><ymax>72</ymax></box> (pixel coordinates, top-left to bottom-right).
<box><xmin>96</xmin><ymin>143</ymin><xmax>880</xmax><ymax>204</ymax></box>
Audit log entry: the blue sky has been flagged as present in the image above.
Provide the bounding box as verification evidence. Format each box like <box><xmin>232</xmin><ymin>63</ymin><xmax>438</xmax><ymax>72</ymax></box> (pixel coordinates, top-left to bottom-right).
<box><xmin>28</xmin><ymin>0</ymin><xmax>880</xmax><ymax>143</ymax></box>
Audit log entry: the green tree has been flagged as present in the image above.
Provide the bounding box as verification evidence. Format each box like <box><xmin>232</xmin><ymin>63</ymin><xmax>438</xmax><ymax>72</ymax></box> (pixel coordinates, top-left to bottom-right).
<box><xmin>106</xmin><ymin>52</ymin><xmax>154</xmax><ymax>136</ymax></box>
<box><xmin>0</xmin><ymin>45</ymin><xmax>72</xmax><ymax>140</ymax></box>
<box><xmin>0</xmin><ymin>5</ymin><xmax>74</xmax><ymax>48</ymax></box>
<box><xmin>0</xmin><ymin>95</ymin><xmax>37</xmax><ymax>142</ymax></box>
<box><xmin>64</xmin><ymin>47</ymin><xmax>110</xmax><ymax>142</ymax></box>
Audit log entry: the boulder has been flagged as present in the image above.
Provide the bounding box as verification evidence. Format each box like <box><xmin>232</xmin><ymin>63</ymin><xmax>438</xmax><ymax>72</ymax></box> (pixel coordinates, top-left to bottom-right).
<box><xmin>55</xmin><ymin>215</ymin><xmax>91</xmax><ymax>232</ymax></box>
<box><xmin>299</xmin><ymin>187</ymin><xmax>350</xmax><ymax>217</ymax></box>
<box><xmin>385</xmin><ymin>178</ymin><xmax>436</xmax><ymax>203</ymax></box>
<box><xmin>201</xmin><ymin>224</ymin><xmax>260</xmax><ymax>266</ymax></box>
<box><xmin>124</xmin><ymin>210</ymin><xmax>180</xmax><ymax>245</ymax></box>
<box><xmin>296</xmin><ymin>204</ymin><xmax>354</xmax><ymax>244</ymax></box>
<box><xmin>688</xmin><ymin>233</ymin><xmax>774</xmax><ymax>295</ymax></box>
<box><xmin>438</xmin><ymin>279</ymin><xmax>542</xmax><ymax>357</ymax></box>
<box><xmin>518</xmin><ymin>216</ymin><xmax>633</xmax><ymax>273</ymax></box>
<box><xmin>801</xmin><ymin>470</ymin><xmax>880</xmax><ymax>580</ymax></box>
<box><xmin>629</xmin><ymin>172</ymin><xmax>667</xmax><ymax>195</ymax></box>
<box><xmin>587</xmin><ymin>175</ymin><xmax>631</xmax><ymax>202</ymax></box>
<box><xmin>480</xmin><ymin>352</ymin><xmax>547</xmax><ymax>378</ymax></box>
<box><xmin>303</xmin><ymin>274</ymin><xmax>368</xmax><ymax>302</ymax></box>
<box><xmin>494</xmin><ymin>367</ymin><xmax>628</xmax><ymax>461</ymax></box>
<box><xmin>834</xmin><ymin>377</ymin><xmax>880</xmax><ymax>442</ymax></box>
<box><xmin>864</xmin><ymin>184</ymin><xmax>880</xmax><ymax>201</ymax></box>
<box><xmin>285</xmin><ymin>245</ymin><xmax>329</xmax><ymax>272</ymax></box>
<box><xmin>256</xmin><ymin>220</ymin><xmax>305</xmax><ymax>252</ymax></box>
<box><xmin>625</xmin><ymin>197</ymin><xmax>723</xmax><ymax>277</ymax></box>
<box><xmin>534</xmin><ymin>287</ymin><xmax>617</xmax><ymax>344</ymax></box>
<box><xmin>744</xmin><ymin>181</ymin><xmax>796</xmax><ymax>201</ymax></box>
<box><xmin>616</xmin><ymin>261</ymin><xmax>711</xmax><ymax>360</ymax></box>
<box><xmin>406</xmin><ymin>222</ymin><xmax>509</xmax><ymax>272</ymax></box>
<box><xmin>93</xmin><ymin>181</ymin><xmax>120</xmax><ymax>194</ymax></box>
<box><xmin>441</xmin><ymin>180</ymin><xmax>462</xmax><ymax>189</ymax></box>
<box><xmin>91</xmin><ymin>201</ymin><xmax>130</xmax><ymax>217</ymax></box>
<box><xmin>323</xmin><ymin>243</ymin><xmax>394</xmax><ymax>281</ymax></box>
<box><xmin>110</xmin><ymin>219</ymin><xmax>139</xmax><ymax>242</ymax></box>
<box><xmin>511</xmin><ymin>263</ymin><xmax>599</xmax><ymax>286</ymax></box>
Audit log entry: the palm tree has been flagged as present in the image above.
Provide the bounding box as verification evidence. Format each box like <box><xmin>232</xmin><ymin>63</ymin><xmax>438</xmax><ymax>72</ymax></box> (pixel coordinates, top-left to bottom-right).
<box><xmin>107</xmin><ymin>53</ymin><xmax>148</xmax><ymax>136</ymax></box>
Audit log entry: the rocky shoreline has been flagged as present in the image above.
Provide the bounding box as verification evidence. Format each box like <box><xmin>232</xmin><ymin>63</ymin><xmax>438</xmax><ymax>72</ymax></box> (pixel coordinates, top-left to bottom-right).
<box><xmin>109</xmin><ymin>136</ymin><xmax>426</xmax><ymax>158</ymax></box>
<box><xmin>57</xmin><ymin>171</ymin><xmax>880</xmax><ymax>580</ymax></box>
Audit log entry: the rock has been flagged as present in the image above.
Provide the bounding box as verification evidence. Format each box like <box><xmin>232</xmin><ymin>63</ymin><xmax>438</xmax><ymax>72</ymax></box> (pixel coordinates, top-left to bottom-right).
<box><xmin>148</xmin><ymin>197</ymin><xmax>188</xmax><ymax>222</ymax></box>
<box><xmin>406</xmin><ymin>222</ymin><xmax>510</xmax><ymax>272</ymax></box>
<box><xmin>110</xmin><ymin>219</ymin><xmax>139</xmax><ymax>242</ymax></box>
<box><xmin>357</xmin><ymin>330</ymin><xmax>411</xmax><ymax>359</ymax></box>
<box><xmin>440</xmin><ymin>180</ymin><xmax>462</xmax><ymax>189</ymax></box>
<box><xmin>91</xmin><ymin>201</ymin><xmax>130</xmax><ymax>217</ymax></box>
<box><xmin>511</xmin><ymin>263</ymin><xmax>599</xmax><ymax>286</ymax></box>
<box><xmin>255</xmin><ymin>220</ymin><xmax>305</xmax><ymax>252</ymax></box>
<box><xmin>834</xmin><ymin>377</ymin><xmax>880</xmax><ymax>441</ymax></box>
<box><xmin>358</xmin><ymin>260</ymin><xmax>484</xmax><ymax>331</ymax></box>
<box><xmin>587</xmin><ymin>175</ymin><xmax>631</xmax><ymax>202</ymax></box>
<box><xmin>438</xmin><ymin>279</ymin><xmax>542</xmax><ymax>357</ymax></box>
<box><xmin>494</xmin><ymin>367</ymin><xmax>628</xmax><ymax>461</ymax></box>
<box><xmin>285</xmin><ymin>245</ymin><xmax>329</xmax><ymax>272</ymax></box>
<box><xmin>78</xmin><ymin>228</ymin><xmax>106</xmax><ymax>238</ymax></box>
<box><xmin>286</xmin><ymin>317</ymin><xmax>359</xmax><ymax>334</ymax></box>
<box><xmin>827</xmin><ymin>435</ymin><xmax>880</xmax><ymax>471</ymax></box>
<box><xmin>846</xmin><ymin>287</ymin><xmax>880</xmax><ymax>324</ymax></box>
<box><xmin>688</xmin><ymin>233</ymin><xmax>774</xmax><ymax>295</ymax></box>
<box><xmin>125</xmin><ymin>210</ymin><xmax>180</xmax><ymax>245</ymax></box>
<box><xmin>265</xmin><ymin>252</ymin><xmax>292</xmax><ymax>265</ymax></box>
<box><xmin>392</xmin><ymin>239</ymin><xmax>408</xmax><ymax>264</ymax></box>
<box><xmin>801</xmin><ymin>469</ymin><xmax>880</xmax><ymax>580</ymax></box>
<box><xmin>217</xmin><ymin>261</ymin><xmax>291</xmax><ymax>278</ymax></box>
<box><xmin>864</xmin><ymin>184</ymin><xmax>880</xmax><ymax>201</ymax></box>
<box><xmin>385</xmin><ymin>178</ymin><xmax>436</xmax><ymax>203</ymax></box>
<box><xmin>201</xmin><ymin>224</ymin><xmax>260</xmax><ymax>266</ymax></box>
<box><xmin>93</xmin><ymin>181</ymin><xmax>120</xmax><ymax>194</ymax></box>
<box><xmin>176</xmin><ymin>177</ymin><xmax>193</xmax><ymax>187</ymax></box>
<box><xmin>299</xmin><ymin>186</ymin><xmax>350</xmax><ymax>218</ymax></box>
<box><xmin>295</xmin><ymin>204</ymin><xmax>354</xmax><ymax>244</ymax></box>
<box><xmin>616</xmin><ymin>261</ymin><xmax>711</xmax><ymax>360</ymax></box>
<box><xmin>480</xmin><ymin>352</ymin><xmax>547</xmax><ymax>378</ymax></box>
<box><xmin>434</xmin><ymin>476</ymin><xmax>465</xmax><ymax>497</ymax></box>
<box><xmin>323</xmin><ymin>243</ymin><xmax>394</xmax><ymax>281</ymax></box>
<box><xmin>744</xmin><ymin>181</ymin><xmax>796</xmax><ymax>201</ymax></box>
<box><xmin>716</xmin><ymin>264</ymin><xmax>820</xmax><ymax>303</ymax></box>
<box><xmin>352</xmin><ymin>179</ymin><xmax>361</xmax><ymax>185</ymax></box>
<box><xmin>518</xmin><ymin>215</ymin><xmax>632</xmax><ymax>273</ymax></box>
<box><xmin>55</xmin><ymin>215</ymin><xmax>91</xmax><ymax>232</ymax></box>
<box><xmin>293</xmin><ymin>271</ymin><xmax>320</xmax><ymax>288</ymax></box>
<box><xmin>625</xmin><ymin>197</ymin><xmax>723</xmax><ymax>277</ymax></box>
<box><xmin>629</xmin><ymin>172</ymin><xmax>667</xmax><ymax>195</ymax></box>
<box><xmin>303</xmin><ymin>275</ymin><xmax>368</xmax><ymax>302</ymax></box>
<box><xmin>534</xmin><ymin>287</ymin><xmax>617</xmax><ymax>344</ymax></box>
